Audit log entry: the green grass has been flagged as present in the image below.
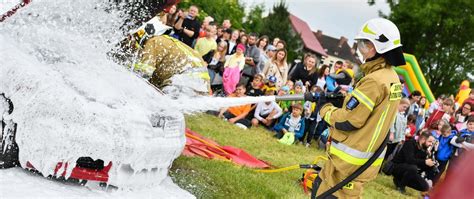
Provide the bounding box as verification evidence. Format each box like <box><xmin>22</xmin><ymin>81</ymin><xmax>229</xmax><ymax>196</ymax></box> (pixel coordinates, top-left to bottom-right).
<box><xmin>170</xmin><ymin>114</ymin><xmax>420</xmax><ymax>198</ymax></box>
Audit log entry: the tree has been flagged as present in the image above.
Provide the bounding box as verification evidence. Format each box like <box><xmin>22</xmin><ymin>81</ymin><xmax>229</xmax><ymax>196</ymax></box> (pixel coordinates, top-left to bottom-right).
<box><xmin>260</xmin><ymin>1</ymin><xmax>302</xmax><ymax>61</ymax></box>
<box><xmin>178</xmin><ymin>0</ymin><xmax>245</xmax><ymax>29</ymax></box>
<box><xmin>242</xmin><ymin>3</ymin><xmax>265</xmax><ymax>33</ymax></box>
<box><xmin>374</xmin><ymin>0</ymin><xmax>474</xmax><ymax>96</ymax></box>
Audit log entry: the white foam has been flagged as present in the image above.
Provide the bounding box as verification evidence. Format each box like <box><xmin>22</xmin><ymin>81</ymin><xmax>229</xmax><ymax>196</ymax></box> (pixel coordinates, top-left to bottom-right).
<box><xmin>0</xmin><ymin>0</ymin><xmax>191</xmax><ymax>197</ymax></box>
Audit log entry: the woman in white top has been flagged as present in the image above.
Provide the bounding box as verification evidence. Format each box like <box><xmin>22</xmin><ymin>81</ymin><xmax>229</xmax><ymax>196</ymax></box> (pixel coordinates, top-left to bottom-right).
<box><xmin>261</xmin><ymin>48</ymin><xmax>288</xmax><ymax>89</ymax></box>
<box><xmin>316</xmin><ymin>64</ymin><xmax>330</xmax><ymax>91</ymax></box>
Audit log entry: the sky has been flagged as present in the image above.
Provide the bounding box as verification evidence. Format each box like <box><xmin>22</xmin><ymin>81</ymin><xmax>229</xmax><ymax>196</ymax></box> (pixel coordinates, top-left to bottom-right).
<box><xmin>241</xmin><ymin>0</ymin><xmax>390</xmax><ymax>45</ymax></box>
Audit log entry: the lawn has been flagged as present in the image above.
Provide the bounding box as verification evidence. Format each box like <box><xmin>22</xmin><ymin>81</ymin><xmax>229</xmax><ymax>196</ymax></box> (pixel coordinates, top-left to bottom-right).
<box><xmin>170</xmin><ymin>114</ymin><xmax>420</xmax><ymax>199</ymax></box>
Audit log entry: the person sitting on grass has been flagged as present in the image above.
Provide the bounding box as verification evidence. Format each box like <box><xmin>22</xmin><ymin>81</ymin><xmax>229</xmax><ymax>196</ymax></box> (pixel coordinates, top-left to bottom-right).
<box><xmin>277</xmin><ymin>85</ymin><xmax>292</xmax><ymax>113</ymax></box>
<box><xmin>218</xmin><ymin>83</ymin><xmax>251</xmax><ymax>129</ymax></box>
<box><xmin>273</xmin><ymin>103</ymin><xmax>305</xmax><ymax>142</ymax></box>
<box><xmin>251</xmin><ymin>89</ymin><xmax>283</xmax><ymax>128</ymax></box>
<box><xmin>262</xmin><ymin>75</ymin><xmax>278</xmax><ymax>94</ymax></box>
<box><xmin>245</xmin><ymin>73</ymin><xmax>264</xmax><ymax>97</ymax></box>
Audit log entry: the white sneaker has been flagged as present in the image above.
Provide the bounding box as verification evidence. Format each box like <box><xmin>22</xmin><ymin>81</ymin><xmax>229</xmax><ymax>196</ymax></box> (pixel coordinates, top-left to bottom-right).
<box><xmin>235</xmin><ymin>123</ymin><xmax>248</xmax><ymax>130</ymax></box>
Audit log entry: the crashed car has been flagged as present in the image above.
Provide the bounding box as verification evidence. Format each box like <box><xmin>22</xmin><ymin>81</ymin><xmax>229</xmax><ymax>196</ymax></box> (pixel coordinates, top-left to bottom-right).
<box><xmin>0</xmin><ymin>28</ymin><xmax>187</xmax><ymax>188</ymax></box>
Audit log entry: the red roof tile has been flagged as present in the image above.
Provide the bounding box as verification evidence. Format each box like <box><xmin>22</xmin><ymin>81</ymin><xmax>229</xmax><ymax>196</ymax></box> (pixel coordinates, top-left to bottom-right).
<box><xmin>289</xmin><ymin>14</ymin><xmax>327</xmax><ymax>56</ymax></box>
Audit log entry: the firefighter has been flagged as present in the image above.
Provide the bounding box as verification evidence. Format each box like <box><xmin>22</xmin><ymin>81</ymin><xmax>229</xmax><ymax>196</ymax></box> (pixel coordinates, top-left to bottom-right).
<box><xmin>313</xmin><ymin>18</ymin><xmax>405</xmax><ymax>198</ymax></box>
<box><xmin>132</xmin><ymin>34</ymin><xmax>210</xmax><ymax>95</ymax></box>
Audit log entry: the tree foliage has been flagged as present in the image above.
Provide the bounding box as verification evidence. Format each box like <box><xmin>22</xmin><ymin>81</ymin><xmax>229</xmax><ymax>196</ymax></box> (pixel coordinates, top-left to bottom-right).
<box><xmin>260</xmin><ymin>1</ymin><xmax>302</xmax><ymax>61</ymax></box>
<box><xmin>178</xmin><ymin>0</ymin><xmax>245</xmax><ymax>29</ymax></box>
<box><xmin>379</xmin><ymin>0</ymin><xmax>474</xmax><ymax>96</ymax></box>
<box><xmin>242</xmin><ymin>3</ymin><xmax>265</xmax><ymax>33</ymax></box>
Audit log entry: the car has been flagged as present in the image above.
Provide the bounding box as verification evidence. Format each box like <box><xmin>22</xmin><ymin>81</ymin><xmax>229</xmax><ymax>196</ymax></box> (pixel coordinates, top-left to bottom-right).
<box><xmin>0</xmin><ymin>32</ymin><xmax>187</xmax><ymax>188</ymax></box>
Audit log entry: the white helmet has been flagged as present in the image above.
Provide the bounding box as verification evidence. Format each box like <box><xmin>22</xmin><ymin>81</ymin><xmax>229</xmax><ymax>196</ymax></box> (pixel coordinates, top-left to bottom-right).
<box><xmin>355</xmin><ymin>18</ymin><xmax>402</xmax><ymax>54</ymax></box>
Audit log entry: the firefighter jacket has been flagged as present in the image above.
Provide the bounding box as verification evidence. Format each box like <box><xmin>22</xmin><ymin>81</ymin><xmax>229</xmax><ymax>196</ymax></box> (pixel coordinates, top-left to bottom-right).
<box><xmin>133</xmin><ymin>35</ymin><xmax>210</xmax><ymax>92</ymax></box>
<box><xmin>319</xmin><ymin>57</ymin><xmax>402</xmax><ymax>184</ymax></box>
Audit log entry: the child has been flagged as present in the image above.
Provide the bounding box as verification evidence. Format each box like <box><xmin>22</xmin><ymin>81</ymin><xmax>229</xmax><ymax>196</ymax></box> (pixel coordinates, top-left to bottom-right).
<box><xmin>246</xmin><ymin>73</ymin><xmax>264</xmax><ymax>97</ymax></box>
<box><xmin>385</xmin><ymin>98</ymin><xmax>410</xmax><ymax>161</ymax></box>
<box><xmin>273</xmin><ymin>103</ymin><xmax>305</xmax><ymax>143</ymax></box>
<box><xmin>262</xmin><ymin>75</ymin><xmax>278</xmax><ymax>94</ymax></box>
<box><xmin>285</xmin><ymin>80</ymin><xmax>295</xmax><ymax>94</ymax></box>
<box><xmin>251</xmin><ymin>89</ymin><xmax>283</xmax><ymax>128</ymax></box>
<box><xmin>290</xmin><ymin>80</ymin><xmax>305</xmax><ymax>108</ymax></box>
<box><xmin>277</xmin><ymin>86</ymin><xmax>292</xmax><ymax>113</ymax></box>
<box><xmin>432</xmin><ymin>124</ymin><xmax>455</xmax><ymax>185</ymax></box>
<box><xmin>405</xmin><ymin>114</ymin><xmax>416</xmax><ymax>140</ymax></box>
<box><xmin>302</xmin><ymin>85</ymin><xmax>320</xmax><ymax>147</ymax></box>
<box><xmin>430</xmin><ymin>119</ymin><xmax>446</xmax><ymax>139</ymax></box>
<box><xmin>218</xmin><ymin>83</ymin><xmax>252</xmax><ymax>129</ymax></box>
<box><xmin>222</xmin><ymin>44</ymin><xmax>245</xmax><ymax>95</ymax></box>
<box><xmin>425</xmin><ymin>98</ymin><xmax>455</xmax><ymax>129</ymax></box>
<box><xmin>450</xmin><ymin>116</ymin><xmax>474</xmax><ymax>156</ymax></box>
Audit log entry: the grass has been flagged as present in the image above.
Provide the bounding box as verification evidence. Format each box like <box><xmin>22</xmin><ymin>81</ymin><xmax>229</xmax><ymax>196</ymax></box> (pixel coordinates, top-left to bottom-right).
<box><xmin>170</xmin><ymin>114</ymin><xmax>420</xmax><ymax>198</ymax></box>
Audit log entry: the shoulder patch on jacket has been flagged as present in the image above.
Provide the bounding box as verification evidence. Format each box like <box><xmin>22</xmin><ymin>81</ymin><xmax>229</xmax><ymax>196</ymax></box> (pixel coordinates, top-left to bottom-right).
<box><xmin>389</xmin><ymin>83</ymin><xmax>402</xmax><ymax>101</ymax></box>
<box><xmin>346</xmin><ymin>97</ymin><xmax>359</xmax><ymax>110</ymax></box>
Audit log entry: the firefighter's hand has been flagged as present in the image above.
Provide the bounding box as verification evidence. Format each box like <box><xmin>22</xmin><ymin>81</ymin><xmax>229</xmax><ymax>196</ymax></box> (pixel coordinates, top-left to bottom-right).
<box><xmin>425</xmin><ymin>159</ymin><xmax>435</xmax><ymax>167</ymax></box>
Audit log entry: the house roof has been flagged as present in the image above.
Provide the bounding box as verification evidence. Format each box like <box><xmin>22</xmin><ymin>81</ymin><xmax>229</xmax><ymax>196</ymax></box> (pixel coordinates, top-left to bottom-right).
<box><xmin>314</xmin><ymin>31</ymin><xmax>358</xmax><ymax>63</ymax></box>
<box><xmin>288</xmin><ymin>14</ymin><xmax>327</xmax><ymax>56</ymax></box>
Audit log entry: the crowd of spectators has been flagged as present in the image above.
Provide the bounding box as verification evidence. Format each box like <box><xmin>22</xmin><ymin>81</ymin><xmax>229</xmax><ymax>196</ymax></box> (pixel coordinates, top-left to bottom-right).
<box><xmin>158</xmin><ymin>4</ymin><xmax>474</xmax><ymax>196</ymax></box>
<box><xmin>383</xmin><ymin>88</ymin><xmax>474</xmax><ymax>195</ymax></box>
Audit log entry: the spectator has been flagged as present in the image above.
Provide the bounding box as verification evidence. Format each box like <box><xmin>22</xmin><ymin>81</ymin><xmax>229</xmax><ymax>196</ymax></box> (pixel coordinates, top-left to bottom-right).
<box><xmin>277</xmin><ymin>86</ymin><xmax>292</xmax><ymax>113</ymax></box>
<box><xmin>206</xmin><ymin>40</ymin><xmax>227</xmax><ymax>87</ymax></box>
<box><xmin>273</xmin><ymin>103</ymin><xmax>306</xmax><ymax>142</ymax></box>
<box><xmin>316</xmin><ymin>64</ymin><xmax>330</xmax><ymax>91</ymax></box>
<box><xmin>406</xmin><ymin>90</ymin><xmax>422</xmax><ymax>116</ymax></box>
<box><xmin>198</xmin><ymin>16</ymin><xmax>214</xmax><ymax>38</ymax></box>
<box><xmin>290</xmin><ymin>53</ymin><xmax>319</xmax><ymax>89</ymax></box>
<box><xmin>331</xmin><ymin>60</ymin><xmax>343</xmax><ymax>73</ymax></box>
<box><xmin>288</xmin><ymin>53</ymin><xmax>310</xmax><ymax>78</ymax></box>
<box><xmin>405</xmin><ymin>114</ymin><xmax>416</xmax><ymax>141</ymax></box>
<box><xmin>454</xmin><ymin>102</ymin><xmax>473</xmax><ymax>131</ymax></box>
<box><xmin>429</xmin><ymin>119</ymin><xmax>446</xmax><ymax>139</ymax></box>
<box><xmin>428</xmin><ymin>94</ymin><xmax>447</xmax><ymax>117</ymax></box>
<box><xmin>194</xmin><ymin>24</ymin><xmax>217</xmax><ymax>57</ymax></box>
<box><xmin>449</xmin><ymin>116</ymin><xmax>474</xmax><ymax>174</ymax></box>
<box><xmin>303</xmin><ymin>85</ymin><xmax>322</xmax><ymax>147</ymax></box>
<box><xmin>241</xmin><ymin>33</ymin><xmax>261</xmax><ymax>85</ymax></box>
<box><xmin>246</xmin><ymin>74</ymin><xmax>264</xmax><ymax>97</ymax></box>
<box><xmin>239</xmin><ymin>29</ymin><xmax>246</xmax><ymax>37</ymax></box>
<box><xmin>392</xmin><ymin>132</ymin><xmax>436</xmax><ymax>194</ymax></box>
<box><xmin>256</xmin><ymin>45</ymin><xmax>277</xmax><ymax>74</ymax></box>
<box><xmin>425</xmin><ymin>98</ymin><xmax>455</xmax><ymax>128</ymax></box>
<box><xmin>160</xmin><ymin>4</ymin><xmax>178</xmax><ymax>27</ymax></box>
<box><xmin>276</xmin><ymin>40</ymin><xmax>286</xmax><ymax>50</ymax></box>
<box><xmin>218</xmin><ymin>83</ymin><xmax>252</xmax><ymax>129</ymax></box>
<box><xmin>415</xmin><ymin>96</ymin><xmax>427</xmax><ymax>131</ymax></box>
<box><xmin>272</xmin><ymin>37</ymin><xmax>280</xmax><ymax>47</ymax></box>
<box><xmin>238</xmin><ymin>34</ymin><xmax>248</xmax><ymax>46</ymax></box>
<box><xmin>256</xmin><ymin>35</ymin><xmax>269</xmax><ymax>55</ymax></box>
<box><xmin>226</xmin><ymin>29</ymin><xmax>240</xmax><ymax>56</ymax></box>
<box><xmin>216</xmin><ymin>26</ymin><xmax>223</xmax><ymax>40</ymax></box>
<box><xmin>261</xmin><ymin>49</ymin><xmax>289</xmax><ymax>89</ymax></box>
<box><xmin>328</xmin><ymin>60</ymin><xmax>354</xmax><ymax>90</ymax></box>
<box><xmin>222</xmin><ymin>19</ymin><xmax>232</xmax><ymax>30</ymax></box>
<box><xmin>173</xmin><ymin>5</ymin><xmax>201</xmax><ymax>47</ymax></box>
<box><xmin>251</xmin><ymin>89</ymin><xmax>283</xmax><ymax>128</ymax></box>
<box><xmin>216</xmin><ymin>28</ymin><xmax>232</xmax><ymax>44</ymax></box>
<box><xmin>262</xmin><ymin>76</ymin><xmax>278</xmax><ymax>94</ymax></box>
<box><xmin>386</xmin><ymin>98</ymin><xmax>410</xmax><ymax>161</ymax></box>
<box><xmin>432</xmin><ymin>124</ymin><xmax>455</xmax><ymax>185</ymax></box>
<box><xmin>222</xmin><ymin>44</ymin><xmax>245</xmax><ymax>95</ymax></box>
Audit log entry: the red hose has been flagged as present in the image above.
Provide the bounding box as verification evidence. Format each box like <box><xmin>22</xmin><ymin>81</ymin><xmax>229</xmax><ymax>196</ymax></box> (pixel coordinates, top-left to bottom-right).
<box><xmin>1</xmin><ymin>0</ymin><xmax>32</xmax><ymax>22</ymax></box>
